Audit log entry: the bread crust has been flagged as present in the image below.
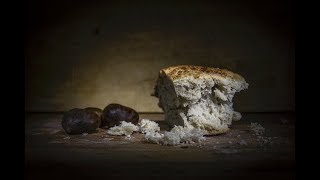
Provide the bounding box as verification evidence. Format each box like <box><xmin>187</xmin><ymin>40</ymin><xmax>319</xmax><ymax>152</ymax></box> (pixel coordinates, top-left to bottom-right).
<box><xmin>161</xmin><ymin>65</ymin><xmax>246</xmax><ymax>82</ymax></box>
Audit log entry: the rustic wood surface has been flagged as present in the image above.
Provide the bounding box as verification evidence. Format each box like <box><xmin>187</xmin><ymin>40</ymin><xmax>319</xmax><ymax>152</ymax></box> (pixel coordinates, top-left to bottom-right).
<box><xmin>25</xmin><ymin>112</ymin><xmax>295</xmax><ymax>179</ymax></box>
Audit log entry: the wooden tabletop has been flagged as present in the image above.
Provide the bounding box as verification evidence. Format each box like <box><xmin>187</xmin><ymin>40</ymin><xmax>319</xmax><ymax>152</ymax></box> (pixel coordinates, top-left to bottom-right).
<box><xmin>25</xmin><ymin>112</ymin><xmax>295</xmax><ymax>180</ymax></box>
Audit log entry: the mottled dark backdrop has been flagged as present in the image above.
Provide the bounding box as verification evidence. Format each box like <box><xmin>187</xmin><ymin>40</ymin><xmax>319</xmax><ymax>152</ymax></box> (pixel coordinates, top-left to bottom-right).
<box><xmin>24</xmin><ymin>0</ymin><xmax>295</xmax><ymax>112</ymax></box>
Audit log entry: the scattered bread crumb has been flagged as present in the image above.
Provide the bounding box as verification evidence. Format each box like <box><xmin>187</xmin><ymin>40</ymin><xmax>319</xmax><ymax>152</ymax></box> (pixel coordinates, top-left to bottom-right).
<box><xmin>239</xmin><ymin>140</ymin><xmax>248</xmax><ymax>145</ymax></box>
<box><xmin>232</xmin><ymin>111</ymin><xmax>242</xmax><ymax>121</ymax></box>
<box><xmin>145</xmin><ymin>125</ymin><xmax>206</xmax><ymax>146</ymax></box>
<box><xmin>280</xmin><ymin>118</ymin><xmax>289</xmax><ymax>124</ymax></box>
<box><xmin>145</xmin><ymin>131</ymin><xmax>164</xmax><ymax>144</ymax></box>
<box><xmin>125</xmin><ymin>134</ymin><xmax>133</xmax><ymax>140</ymax></box>
<box><xmin>107</xmin><ymin>121</ymin><xmax>139</xmax><ymax>136</ymax></box>
<box><xmin>256</xmin><ymin>136</ymin><xmax>273</xmax><ymax>146</ymax></box>
<box><xmin>63</xmin><ymin>136</ymin><xmax>70</xmax><ymax>140</ymax></box>
<box><xmin>250</xmin><ymin>122</ymin><xmax>265</xmax><ymax>135</ymax></box>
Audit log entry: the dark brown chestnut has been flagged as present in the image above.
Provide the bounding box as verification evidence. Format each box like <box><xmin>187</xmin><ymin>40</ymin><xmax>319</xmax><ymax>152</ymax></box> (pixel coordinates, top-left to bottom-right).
<box><xmin>101</xmin><ymin>103</ymin><xmax>139</xmax><ymax>128</ymax></box>
<box><xmin>85</xmin><ymin>107</ymin><xmax>103</xmax><ymax>122</ymax></box>
<box><xmin>61</xmin><ymin>108</ymin><xmax>101</xmax><ymax>134</ymax></box>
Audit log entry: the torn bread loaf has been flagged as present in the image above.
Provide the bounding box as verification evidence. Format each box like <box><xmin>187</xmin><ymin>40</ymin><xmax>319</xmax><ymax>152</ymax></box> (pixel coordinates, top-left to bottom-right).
<box><xmin>153</xmin><ymin>65</ymin><xmax>248</xmax><ymax>135</ymax></box>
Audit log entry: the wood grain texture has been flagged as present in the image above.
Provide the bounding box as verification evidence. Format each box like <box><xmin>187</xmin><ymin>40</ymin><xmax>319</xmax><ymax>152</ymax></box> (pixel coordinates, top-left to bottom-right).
<box><xmin>25</xmin><ymin>112</ymin><xmax>295</xmax><ymax>179</ymax></box>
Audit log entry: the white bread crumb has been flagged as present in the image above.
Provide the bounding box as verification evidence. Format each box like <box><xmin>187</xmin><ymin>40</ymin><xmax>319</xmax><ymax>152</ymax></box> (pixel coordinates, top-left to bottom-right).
<box><xmin>239</xmin><ymin>140</ymin><xmax>248</xmax><ymax>145</ymax></box>
<box><xmin>107</xmin><ymin>121</ymin><xmax>139</xmax><ymax>136</ymax></box>
<box><xmin>125</xmin><ymin>135</ymin><xmax>132</xmax><ymax>140</ymax></box>
<box><xmin>145</xmin><ymin>131</ymin><xmax>164</xmax><ymax>144</ymax></box>
<box><xmin>138</xmin><ymin>119</ymin><xmax>160</xmax><ymax>133</ymax></box>
<box><xmin>250</xmin><ymin>122</ymin><xmax>265</xmax><ymax>135</ymax></box>
<box><xmin>280</xmin><ymin>118</ymin><xmax>289</xmax><ymax>124</ymax></box>
<box><xmin>144</xmin><ymin>125</ymin><xmax>206</xmax><ymax>146</ymax></box>
<box><xmin>232</xmin><ymin>111</ymin><xmax>242</xmax><ymax>121</ymax></box>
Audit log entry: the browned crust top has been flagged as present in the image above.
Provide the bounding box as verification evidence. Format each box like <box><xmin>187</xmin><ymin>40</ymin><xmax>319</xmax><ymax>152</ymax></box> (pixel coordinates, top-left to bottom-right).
<box><xmin>160</xmin><ymin>65</ymin><xmax>246</xmax><ymax>82</ymax></box>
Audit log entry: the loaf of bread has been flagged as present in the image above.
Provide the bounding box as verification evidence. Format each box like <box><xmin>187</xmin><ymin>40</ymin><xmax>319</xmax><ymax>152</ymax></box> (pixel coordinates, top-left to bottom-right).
<box><xmin>153</xmin><ymin>65</ymin><xmax>249</xmax><ymax>135</ymax></box>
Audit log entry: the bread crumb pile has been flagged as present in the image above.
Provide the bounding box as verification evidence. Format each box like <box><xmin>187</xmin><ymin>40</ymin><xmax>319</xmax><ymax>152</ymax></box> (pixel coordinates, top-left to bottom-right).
<box><xmin>106</xmin><ymin>119</ymin><xmax>206</xmax><ymax>146</ymax></box>
<box><xmin>107</xmin><ymin>121</ymin><xmax>139</xmax><ymax>136</ymax></box>
<box><xmin>145</xmin><ymin>125</ymin><xmax>206</xmax><ymax>146</ymax></box>
<box><xmin>106</xmin><ymin>120</ymin><xmax>274</xmax><ymax>147</ymax></box>
<box><xmin>138</xmin><ymin>119</ymin><xmax>160</xmax><ymax>133</ymax></box>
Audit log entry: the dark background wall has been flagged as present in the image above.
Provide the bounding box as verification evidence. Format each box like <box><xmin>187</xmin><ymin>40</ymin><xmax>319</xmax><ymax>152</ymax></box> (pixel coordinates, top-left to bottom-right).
<box><xmin>24</xmin><ymin>0</ymin><xmax>295</xmax><ymax>112</ymax></box>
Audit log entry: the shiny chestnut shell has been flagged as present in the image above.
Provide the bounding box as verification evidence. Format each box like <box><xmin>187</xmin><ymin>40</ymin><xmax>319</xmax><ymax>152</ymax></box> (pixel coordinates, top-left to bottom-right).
<box><xmin>85</xmin><ymin>107</ymin><xmax>103</xmax><ymax>122</ymax></box>
<box><xmin>101</xmin><ymin>103</ymin><xmax>139</xmax><ymax>128</ymax></box>
<box><xmin>61</xmin><ymin>108</ymin><xmax>101</xmax><ymax>134</ymax></box>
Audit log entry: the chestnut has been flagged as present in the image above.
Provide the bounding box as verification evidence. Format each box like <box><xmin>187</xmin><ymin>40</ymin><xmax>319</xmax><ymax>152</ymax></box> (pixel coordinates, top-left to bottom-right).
<box><xmin>85</xmin><ymin>107</ymin><xmax>103</xmax><ymax>122</ymax></box>
<box><xmin>102</xmin><ymin>103</ymin><xmax>139</xmax><ymax>128</ymax></box>
<box><xmin>61</xmin><ymin>108</ymin><xmax>101</xmax><ymax>134</ymax></box>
